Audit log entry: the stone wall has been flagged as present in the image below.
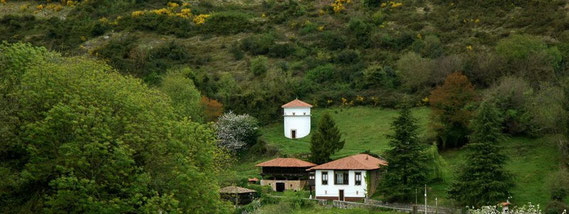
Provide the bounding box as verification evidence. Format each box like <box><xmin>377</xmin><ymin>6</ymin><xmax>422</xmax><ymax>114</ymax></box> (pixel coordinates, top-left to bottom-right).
<box><xmin>260</xmin><ymin>179</ymin><xmax>308</xmax><ymax>191</ymax></box>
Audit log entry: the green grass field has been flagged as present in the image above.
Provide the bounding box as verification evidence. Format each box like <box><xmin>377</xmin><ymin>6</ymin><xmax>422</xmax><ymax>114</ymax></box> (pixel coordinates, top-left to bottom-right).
<box><xmin>237</xmin><ymin>106</ymin><xmax>563</xmax><ymax>208</ymax></box>
<box><xmin>427</xmin><ymin>136</ymin><xmax>562</xmax><ymax>207</ymax></box>
<box><xmin>260</xmin><ymin>106</ymin><xmax>431</xmax><ymax>158</ymax></box>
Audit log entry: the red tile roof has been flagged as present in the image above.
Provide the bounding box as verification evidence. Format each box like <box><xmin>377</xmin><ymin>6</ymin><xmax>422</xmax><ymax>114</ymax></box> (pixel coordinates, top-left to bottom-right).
<box><xmin>281</xmin><ymin>99</ymin><xmax>313</xmax><ymax>108</ymax></box>
<box><xmin>308</xmin><ymin>154</ymin><xmax>387</xmax><ymax>171</ymax></box>
<box><xmin>256</xmin><ymin>158</ymin><xmax>317</xmax><ymax>168</ymax></box>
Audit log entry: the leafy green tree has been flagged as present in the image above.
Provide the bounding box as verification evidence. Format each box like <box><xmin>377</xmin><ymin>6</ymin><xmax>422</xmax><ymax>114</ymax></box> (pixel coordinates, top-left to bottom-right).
<box><xmin>0</xmin><ymin>43</ymin><xmax>231</xmax><ymax>213</ymax></box>
<box><xmin>310</xmin><ymin>113</ymin><xmax>345</xmax><ymax>164</ymax></box>
<box><xmin>160</xmin><ymin>69</ymin><xmax>204</xmax><ymax>122</ymax></box>
<box><xmin>449</xmin><ymin>101</ymin><xmax>513</xmax><ymax>207</ymax></box>
<box><xmin>379</xmin><ymin>106</ymin><xmax>429</xmax><ymax>202</ymax></box>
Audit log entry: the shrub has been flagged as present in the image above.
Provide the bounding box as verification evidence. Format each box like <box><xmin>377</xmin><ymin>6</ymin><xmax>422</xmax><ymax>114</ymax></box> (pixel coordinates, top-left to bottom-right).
<box><xmin>250</xmin><ymin>56</ymin><xmax>269</xmax><ymax>76</ymax></box>
<box><xmin>200</xmin><ymin>11</ymin><xmax>254</xmax><ymax>35</ymax></box>
<box><xmin>397</xmin><ymin>52</ymin><xmax>434</xmax><ymax>92</ymax></box>
<box><xmin>347</xmin><ymin>18</ymin><xmax>372</xmax><ymax>47</ymax></box>
<box><xmin>411</xmin><ymin>35</ymin><xmax>444</xmax><ymax>58</ymax></box>
<box><xmin>359</xmin><ymin>64</ymin><xmax>399</xmax><ymax>89</ymax></box>
<box><xmin>363</xmin><ymin>0</ymin><xmax>382</xmax><ymax>8</ymax></box>
<box><xmin>241</xmin><ymin>33</ymin><xmax>276</xmax><ymax>55</ymax></box>
<box><xmin>371</xmin><ymin>11</ymin><xmax>385</xmax><ymax>25</ymax></box>
<box><xmin>318</xmin><ymin>31</ymin><xmax>347</xmax><ymax>51</ymax></box>
<box><xmin>201</xmin><ymin>97</ymin><xmax>224</xmax><ymax>122</ymax></box>
<box><xmin>305</xmin><ymin>64</ymin><xmax>336</xmax><ymax>83</ymax></box>
<box><xmin>545</xmin><ymin>201</ymin><xmax>568</xmax><ymax>214</ymax></box>
<box><xmin>215</xmin><ymin>112</ymin><xmax>261</xmax><ymax>152</ymax></box>
<box><xmin>484</xmin><ymin>77</ymin><xmax>536</xmax><ymax>136</ymax></box>
<box><xmin>229</xmin><ymin>42</ymin><xmax>244</xmax><ymax>60</ymax></box>
<box><xmin>268</xmin><ymin>43</ymin><xmax>296</xmax><ymax>58</ymax></box>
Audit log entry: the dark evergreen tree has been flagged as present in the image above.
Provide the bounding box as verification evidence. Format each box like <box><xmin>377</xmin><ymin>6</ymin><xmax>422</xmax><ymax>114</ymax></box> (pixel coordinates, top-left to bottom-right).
<box><xmin>379</xmin><ymin>106</ymin><xmax>429</xmax><ymax>202</ymax></box>
<box><xmin>310</xmin><ymin>113</ymin><xmax>345</xmax><ymax>164</ymax></box>
<box><xmin>449</xmin><ymin>101</ymin><xmax>513</xmax><ymax>207</ymax></box>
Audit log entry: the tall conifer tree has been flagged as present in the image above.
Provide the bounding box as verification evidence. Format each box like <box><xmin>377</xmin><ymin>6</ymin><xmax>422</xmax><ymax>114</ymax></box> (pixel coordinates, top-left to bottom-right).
<box><xmin>310</xmin><ymin>113</ymin><xmax>344</xmax><ymax>164</ymax></box>
<box><xmin>449</xmin><ymin>101</ymin><xmax>513</xmax><ymax>207</ymax></box>
<box><xmin>379</xmin><ymin>106</ymin><xmax>429</xmax><ymax>202</ymax></box>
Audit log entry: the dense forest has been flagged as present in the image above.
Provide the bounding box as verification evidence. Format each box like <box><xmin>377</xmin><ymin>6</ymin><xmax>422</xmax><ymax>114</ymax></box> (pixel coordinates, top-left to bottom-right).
<box><xmin>2</xmin><ymin>0</ymin><xmax>569</xmax><ymax>213</ymax></box>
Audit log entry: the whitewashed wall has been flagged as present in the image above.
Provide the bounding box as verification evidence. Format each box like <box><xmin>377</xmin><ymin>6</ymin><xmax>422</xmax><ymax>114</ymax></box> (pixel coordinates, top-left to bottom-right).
<box><xmin>314</xmin><ymin>170</ymin><xmax>368</xmax><ymax>199</ymax></box>
<box><xmin>283</xmin><ymin>107</ymin><xmax>311</xmax><ymax>139</ymax></box>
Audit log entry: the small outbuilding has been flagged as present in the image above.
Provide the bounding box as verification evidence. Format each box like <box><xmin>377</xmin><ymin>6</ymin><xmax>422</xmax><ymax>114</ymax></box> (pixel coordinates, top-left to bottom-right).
<box><xmin>282</xmin><ymin>99</ymin><xmax>312</xmax><ymax>139</ymax></box>
<box><xmin>219</xmin><ymin>186</ymin><xmax>257</xmax><ymax>205</ymax></box>
<box><xmin>256</xmin><ymin>158</ymin><xmax>316</xmax><ymax>192</ymax></box>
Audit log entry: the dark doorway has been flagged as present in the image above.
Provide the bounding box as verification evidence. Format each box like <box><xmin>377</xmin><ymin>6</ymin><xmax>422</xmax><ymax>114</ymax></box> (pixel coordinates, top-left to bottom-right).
<box><xmin>339</xmin><ymin>190</ymin><xmax>344</xmax><ymax>201</ymax></box>
<box><xmin>276</xmin><ymin>182</ymin><xmax>285</xmax><ymax>192</ymax></box>
<box><xmin>291</xmin><ymin>130</ymin><xmax>296</xmax><ymax>139</ymax></box>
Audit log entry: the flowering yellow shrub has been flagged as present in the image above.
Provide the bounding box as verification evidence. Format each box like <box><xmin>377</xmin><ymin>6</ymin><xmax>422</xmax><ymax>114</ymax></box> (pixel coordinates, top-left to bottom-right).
<box><xmin>381</xmin><ymin>1</ymin><xmax>403</xmax><ymax>9</ymax></box>
<box><xmin>167</xmin><ymin>2</ymin><xmax>179</xmax><ymax>8</ymax></box>
<box><xmin>193</xmin><ymin>14</ymin><xmax>210</xmax><ymax>25</ymax></box>
<box><xmin>131</xmin><ymin>10</ymin><xmax>145</xmax><ymax>17</ymax></box>
<box><xmin>128</xmin><ymin>3</ymin><xmax>199</xmax><ymax>22</ymax></box>
<box><xmin>331</xmin><ymin>0</ymin><xmax>346</xmax><ymax>13</ymax></box>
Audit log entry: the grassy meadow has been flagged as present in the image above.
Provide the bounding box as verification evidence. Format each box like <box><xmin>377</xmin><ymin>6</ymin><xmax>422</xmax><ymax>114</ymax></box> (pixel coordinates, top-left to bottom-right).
<box><xmin>237</xmin><ymin>106</ymin><xmax>564</xmax><ymax>207</ymax></box>
<box><xmin>260</xmin><ymin>106</ymin><xmax>431</xmax><ymax>157</ymax></box>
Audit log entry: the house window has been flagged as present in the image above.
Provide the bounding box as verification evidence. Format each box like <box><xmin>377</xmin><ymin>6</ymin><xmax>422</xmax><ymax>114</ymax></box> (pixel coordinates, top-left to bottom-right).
<box><xmin>334</xmin><ymin>171</ymin><xmax>349</xmax><ymax>185</ymax></box>
<box><xmin>322</xmin><ymin>172</ymin><xmax>328</xmax><ymax>185</ymax></box>
<box><xmin>355</xmin><ymin>172</ymin><xmax>362</xmax><ymax>186</ymax></box>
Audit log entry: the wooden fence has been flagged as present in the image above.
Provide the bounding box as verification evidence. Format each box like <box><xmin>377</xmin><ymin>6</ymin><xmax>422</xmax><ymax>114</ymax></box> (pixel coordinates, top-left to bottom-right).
<box><xmin>266</xmin><ymin>195</ymin><xmax>462</xmax><ymax>214</ymax></box>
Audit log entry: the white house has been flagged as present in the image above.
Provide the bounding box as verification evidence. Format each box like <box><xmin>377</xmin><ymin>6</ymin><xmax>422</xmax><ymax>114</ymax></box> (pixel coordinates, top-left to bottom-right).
<box><xmin>282</xmin><ymin>99</ymin><xmax>312</xmax><ymax>139</ymax></box>
<box><xmin>308</xmin><ymin>154</ymin><xmax>387</xmax><ymax>201</ymax></box>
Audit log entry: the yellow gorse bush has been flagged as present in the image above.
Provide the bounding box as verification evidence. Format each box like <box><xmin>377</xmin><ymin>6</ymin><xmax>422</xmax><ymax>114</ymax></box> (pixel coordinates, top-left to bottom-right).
<box><xmin>127</xmin><ymin>2</ymin><xmax>210</xmax><ymax>25</ymax></box>
<box><xmin>331</xmin><ymin>0</ymin><xmax>351</xmax><ymax>13</ymax></box>
<box><xmin>381</xmin><ymin>1</ymin><xmax>403</xmax><ymax>8</ymax></box>
<box><xmin>193</xmin><ymin>14</ymin><xmax>210</xmax><ymax>25</ymax></box>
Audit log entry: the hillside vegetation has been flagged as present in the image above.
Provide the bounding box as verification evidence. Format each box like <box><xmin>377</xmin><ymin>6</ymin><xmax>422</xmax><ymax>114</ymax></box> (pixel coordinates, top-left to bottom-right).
<box><xmin>3</xmin><ymin>0</ymin><xmax>569</xmax><ymax>213</ymax></box>
<box><xmin>239</xmin><ymin>107</ymin><xmax>563</xmax><ymax>207</ymax></box>
<box><xmin>2</xmin><ymin>0</ymin><xmax>569</xmax><ymax>123</ymax></box>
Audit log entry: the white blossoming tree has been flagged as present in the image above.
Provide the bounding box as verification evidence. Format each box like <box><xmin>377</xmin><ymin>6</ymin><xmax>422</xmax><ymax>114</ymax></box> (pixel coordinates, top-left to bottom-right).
<box><xmin>215</xmin><ymin>112</ymin><xmax>260</xmax><ymax>152</ymax></box>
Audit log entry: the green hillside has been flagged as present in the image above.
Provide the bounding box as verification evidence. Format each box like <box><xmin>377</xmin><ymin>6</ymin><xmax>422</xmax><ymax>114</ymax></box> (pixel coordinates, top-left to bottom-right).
<box><xmin>2</xmin><ymin>0</ymin><xmax>569</xmax><ymax>212</ymax></box>
<box><xmin>261</xmin><ymin>106</ymin><xmax>430</xmax><ymax>156</ymax></box>
<box><xmin>239</xmin><ymin>107</ymin><xmax>564</xmax><ymax>207</ymax></box>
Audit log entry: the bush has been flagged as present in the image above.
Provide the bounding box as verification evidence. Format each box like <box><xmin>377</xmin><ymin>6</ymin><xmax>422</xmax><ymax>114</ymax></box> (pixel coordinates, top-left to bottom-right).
<box><xmin>363</xmin><ymin>0</ymin><xmax>382</xmax><ymax>8</ymax></box>
<box><xmin>215</xmin><ymin>112</ymin><xmax>261</xmax><ymax>152</ymax></box>
<box><xmin>359</xmin><ymin>64</ymin><xmax>399</xmax><ymax>89</ymax></box>
<box><xmin>118</xmin><ymin>13</ymin><xmax>194</xmax><ymax>37</ymax></box>
<box><xmin>334</xmin><ymin>49</ymin><xmax>360</xmax><ymax>64</ymax></box>
<box><xmin>241</xmin><ymin>33</ymin><xmax>276</xmax><ymax>55</ymax></box>
<box><xmin>268</xmin><ymin>43</ymin><xmax>296</xmax><ymax>58</ymax></box>
<box><xmin>397</xmin><ymin>52</ymin><xmax>434</xmax><ymax>92</ymax></box>
<box><xmin>305</xmin><ymin>64</ymin><xmax>336</xmax><ymax>83</ymax></box>
<box><xmin>318</xmin><ymin>31</ymin><xmax>347</xmax><ymax>51</ymax></box>
<box><xmin>484</xmin><ymin>77</ymin><xmax>537</xmax><ymax>136</ymax></box>
<box><xmin>250</xmin><ymin>56</ymin><xmax>269</xmax><ymax>76</ymax></box>
<box><xmin>371</xmin><ymin>11</ymin><xmax>385</xmax><ymax>25</ymax></box>
<box><xmin>545</xmin><ymin>201</ymin><xmax>569</xmax><ymax>214</ymax></box>
<box><xmin>411</xmin><ymin>35</ymin><xmax>444</xmax><ymax>58</ymax></box>
<box><xmin>200</xmin><ymin>11</ymin><xmax>254</xmax><ymax>35</ymax></box>
<box><xmin>229</xmin><ymin>42</ymin><xmax>244</xmax><ymax>60</ymax></box>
